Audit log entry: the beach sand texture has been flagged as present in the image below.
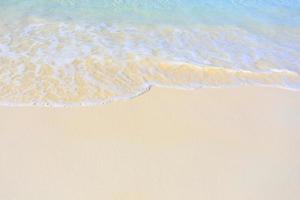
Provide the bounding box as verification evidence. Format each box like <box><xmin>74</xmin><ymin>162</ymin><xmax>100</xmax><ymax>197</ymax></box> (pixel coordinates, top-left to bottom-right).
<box><xmin>1</xmin><ymin>87</ymin><xmax>300</xmax><ymax>200</ymax></box>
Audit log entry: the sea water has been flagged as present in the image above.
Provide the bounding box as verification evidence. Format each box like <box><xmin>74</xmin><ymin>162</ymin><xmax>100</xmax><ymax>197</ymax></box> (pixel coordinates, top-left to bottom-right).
<box><xmin>0</xmin><ymin>0</ymin><xmax>300</xmax><ymax>106</ymax></box>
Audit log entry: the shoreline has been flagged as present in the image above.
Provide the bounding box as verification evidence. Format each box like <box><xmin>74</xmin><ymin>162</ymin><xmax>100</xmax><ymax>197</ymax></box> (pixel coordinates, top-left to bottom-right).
<box><xmin>1</xmin><ymin>87</ymin><xmax>300</xmax><ymax>199</ymax></box>
<box><xmin>0</xmin><ymin>84</ymin><xmax>299</xmax><ymax>107</ymax></box>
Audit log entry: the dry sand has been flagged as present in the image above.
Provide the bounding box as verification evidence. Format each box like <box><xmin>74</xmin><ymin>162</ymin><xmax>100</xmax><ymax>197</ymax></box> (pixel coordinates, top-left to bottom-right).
<box><xmin>0</xmin><ymin>87</ymin><xmax>300</xmax><ymax>200</ymax></box>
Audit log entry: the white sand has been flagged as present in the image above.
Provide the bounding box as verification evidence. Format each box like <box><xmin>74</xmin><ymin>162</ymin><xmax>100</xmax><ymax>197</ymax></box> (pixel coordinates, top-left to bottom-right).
<box><xmin>0</xmin><ymin>87</ymin><xmax>300</xmax><ymax>200</ymax></box>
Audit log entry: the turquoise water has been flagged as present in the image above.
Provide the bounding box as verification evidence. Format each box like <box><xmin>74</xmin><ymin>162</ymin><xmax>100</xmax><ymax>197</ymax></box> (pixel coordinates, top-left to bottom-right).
<box><xmin>0</xmin><ymin>0</ymin><xmax>300</xmax><ymax>106</ymax></box>
<box><xmin>0</xmin><ymin>0</ymin><xmax>298</xmax><ymax>36</ymax></box>
<box><xmin>2</xmin><ymin>0</ymin><xmax>300</xmax><ymax>25</ymax></box>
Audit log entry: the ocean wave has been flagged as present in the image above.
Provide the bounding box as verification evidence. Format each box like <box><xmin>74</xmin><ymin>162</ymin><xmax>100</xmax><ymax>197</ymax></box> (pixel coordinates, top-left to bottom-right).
<box><xmin>0</xmin><ymin>17</ymin><xmax>300</xmax><ymax>106</ymax></box>
<box><xmin>0</xmin><ymin>60</ymin><xmax>299</xmax><ymax>107</ymax></box>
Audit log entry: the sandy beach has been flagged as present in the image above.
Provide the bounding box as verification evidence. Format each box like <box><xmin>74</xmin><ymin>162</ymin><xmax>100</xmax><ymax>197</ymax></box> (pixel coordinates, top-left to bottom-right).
<box><xmin>1</xmin><ymin>1</ymin><xmax>300</xmax><ymax>199</ymax></box>
<box><xmin>0</xmin><ymin>87</ymin><xmax>300</xmax><ymax>200</ymax></box>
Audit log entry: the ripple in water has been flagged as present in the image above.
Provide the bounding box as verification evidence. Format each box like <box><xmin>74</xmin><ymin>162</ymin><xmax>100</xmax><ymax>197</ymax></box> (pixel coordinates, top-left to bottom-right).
<box><xmin>0</xmin><ymin>0</ymin><xmax>300</xmax><ymax>106</ymax></box>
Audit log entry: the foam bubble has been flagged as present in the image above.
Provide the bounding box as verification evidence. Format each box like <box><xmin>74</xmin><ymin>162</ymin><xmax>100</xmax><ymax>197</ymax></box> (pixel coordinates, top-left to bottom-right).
<box><xmin>0</xmin><ymin>14</ymin><xmax>299</xmax><ymax>106</ymax></box>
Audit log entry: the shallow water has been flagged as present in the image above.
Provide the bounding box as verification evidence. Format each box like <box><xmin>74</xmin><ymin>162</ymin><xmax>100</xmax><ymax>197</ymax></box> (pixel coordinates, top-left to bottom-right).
<box><xmin>0</xmin><ymin>0</ymin><xmax>300</xmax><ymax>106</ymax></box>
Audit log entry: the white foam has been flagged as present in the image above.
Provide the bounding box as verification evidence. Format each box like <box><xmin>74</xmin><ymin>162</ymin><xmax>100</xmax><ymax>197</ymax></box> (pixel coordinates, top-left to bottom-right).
<box><xmin>0</xmin><ymin>17</ymin><xmax>299</xmax><ymax>106</ymax></box>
